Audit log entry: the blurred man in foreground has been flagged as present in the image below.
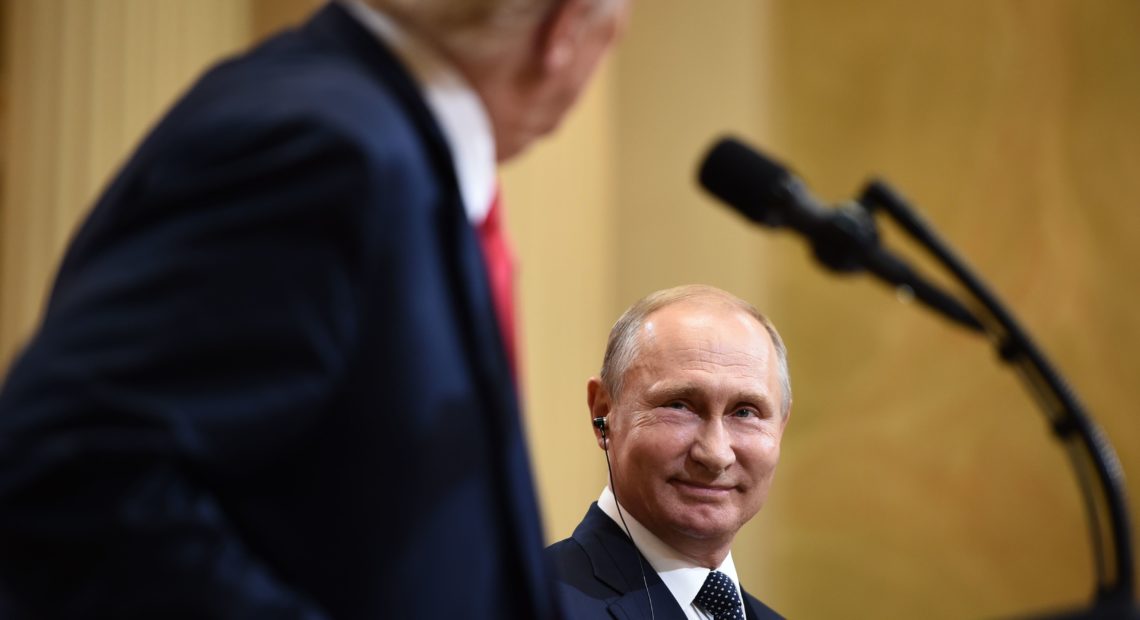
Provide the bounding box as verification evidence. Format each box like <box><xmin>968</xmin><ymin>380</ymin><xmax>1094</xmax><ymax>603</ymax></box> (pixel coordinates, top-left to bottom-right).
<box><xmin>0</xmin><ymin>0</ymin><xmax>629</xmax><ymax>617</ymax></box>
<box><xmin>548</xmin><ymin>285</ymin><xmax>791</xmax><ymax>619</ymax></box>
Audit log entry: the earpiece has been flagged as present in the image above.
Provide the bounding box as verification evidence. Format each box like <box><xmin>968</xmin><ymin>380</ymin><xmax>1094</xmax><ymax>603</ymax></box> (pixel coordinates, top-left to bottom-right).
<box><xmin>592</xmin><ymin>417</ymin><xmax>607</xmax><ymax>432</ymax></box>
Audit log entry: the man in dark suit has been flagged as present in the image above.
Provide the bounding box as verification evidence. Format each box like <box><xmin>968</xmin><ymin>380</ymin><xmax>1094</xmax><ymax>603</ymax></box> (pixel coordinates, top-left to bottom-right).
<box><xmin>547</xmin><ymin>285</ymin><xmax>792</xmax><ymax>619</ymax></box>
<box><xmin>0</xmin><ymin>0</ymin><xmax>628</xmax><ymax>618</ymax></box>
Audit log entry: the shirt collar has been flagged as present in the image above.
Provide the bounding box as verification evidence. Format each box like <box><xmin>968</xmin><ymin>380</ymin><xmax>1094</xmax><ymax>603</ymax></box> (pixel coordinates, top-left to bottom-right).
<box><xmin>339</xmin><ymin>0</ymin><xmax>497</xmax><ymax>224</ymax></box>
<box><xmin>597</xmin><ymin>486</ymin><xmax>742</xmax><ymax>615</ymax></box>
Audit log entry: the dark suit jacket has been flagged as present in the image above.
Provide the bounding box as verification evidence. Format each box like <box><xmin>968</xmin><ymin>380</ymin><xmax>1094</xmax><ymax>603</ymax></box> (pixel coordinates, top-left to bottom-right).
<box><xmin>547</xmin><ymin>504</ymin><xmax>783</xmax><ymax>620</ymax></box>
<box><xmin>0</xmin><ymin>5</ymin><xmax>553</xmax><ymax>619</ymax></box>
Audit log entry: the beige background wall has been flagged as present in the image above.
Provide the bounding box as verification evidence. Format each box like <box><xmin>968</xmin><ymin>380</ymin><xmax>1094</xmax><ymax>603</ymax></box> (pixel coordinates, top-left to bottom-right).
<box><xmin>754</xmin><ymin>2</ymin><xmax>1140</xmax><ymax>616</ymax></box>
<box><xmin>2</xmin><ymin>1</ymin><xmax>1138</xmax><ymax>618</ymax></box>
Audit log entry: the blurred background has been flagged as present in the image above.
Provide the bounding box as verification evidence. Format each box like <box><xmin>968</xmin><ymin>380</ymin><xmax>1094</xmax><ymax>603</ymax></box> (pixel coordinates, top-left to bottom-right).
<box><xmin>2</xmin><ymin>1</ymin><xmax>1137</xmax><ymax>617</ymax></box>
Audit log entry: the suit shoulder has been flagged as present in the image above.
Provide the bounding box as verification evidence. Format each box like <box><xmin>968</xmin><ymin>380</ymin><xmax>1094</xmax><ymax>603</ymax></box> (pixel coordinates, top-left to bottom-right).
<box><xmin>142</xmin><ymin>21</ymin><xmax>428</xmax><ymax>172</ymax></box>
<box><xmin>172</xmin><ymin>54</ymin><xmax>408</xmax><ymax>150</ymax></box>
<box><xmin>545</xmin><ymin>536</ymin><xmax>590</xmax><ymax>575</ymax></box>
<box><xmin>118</xmin><ymin>35</ymin><xmax>439</xmax><ymax>220</ymax></box>
<box><xmin>544</xmin><ymin>537</ymin><xmax>618</xmax><ymax>619</ymax></box>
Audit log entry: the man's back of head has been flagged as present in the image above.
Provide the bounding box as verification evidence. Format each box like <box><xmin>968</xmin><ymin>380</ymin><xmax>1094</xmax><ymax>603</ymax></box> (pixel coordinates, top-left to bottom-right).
<box><xmin>360</xmin><ymin>0</ymin><xmax>631</xmax><ymax>161</ymax></box>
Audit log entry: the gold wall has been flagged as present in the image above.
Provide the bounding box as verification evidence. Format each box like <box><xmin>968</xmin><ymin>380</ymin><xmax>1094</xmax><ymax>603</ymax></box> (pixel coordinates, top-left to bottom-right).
<box><xmin>592</xmin><ymin>2</ymin><xmax>1140</xmax><ymax>617</ymax></box>
<box><xmin>0</xmin><ymin>0</ymin><xmax>252</xmax><ymax>360</ymax></box>
<box><xmin>2</xmin><ymin>1</ymin><xmax>1138</xmax><ymax>618</ymax></box>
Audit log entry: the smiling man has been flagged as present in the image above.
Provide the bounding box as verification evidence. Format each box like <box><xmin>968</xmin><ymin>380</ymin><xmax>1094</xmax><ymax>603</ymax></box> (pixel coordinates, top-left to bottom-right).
<box><xmin>547</xmin><ymin>285</ymin><xmax>791</xmax><ymax>620</ymax></box>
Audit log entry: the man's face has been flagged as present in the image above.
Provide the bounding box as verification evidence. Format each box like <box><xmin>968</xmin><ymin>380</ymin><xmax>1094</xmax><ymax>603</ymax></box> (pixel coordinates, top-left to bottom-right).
<box><xmin>598</xmin><ymin>300</ymin><xmax>788</xmax><ymax>561</ymax></box>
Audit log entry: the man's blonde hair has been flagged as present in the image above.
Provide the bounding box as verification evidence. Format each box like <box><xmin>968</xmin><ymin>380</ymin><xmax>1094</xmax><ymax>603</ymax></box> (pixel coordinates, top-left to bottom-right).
<box><xmin>599</xmin><ymin>285</ymin><xmax>793</xmax><ymax>417</ymax></box>
<box><xmin>363</xmin><ymin>0</ymin><xmax>623</xmax><ymax>59</ymax></box>
<box><xmin>366</xmin><ymin>0</ymin><xmax>550</xmax><ymax>31</ymax></box>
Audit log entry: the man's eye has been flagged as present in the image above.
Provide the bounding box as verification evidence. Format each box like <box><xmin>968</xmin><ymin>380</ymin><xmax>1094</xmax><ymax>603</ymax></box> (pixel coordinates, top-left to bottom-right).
<box><xmin>732</xmin><ymin>408</ymin><xmax>758</xmax><ymax>418</ymax></box>
<box><xmin>665</xmin><ymin>401</ymin><xmax>687</xmax><ymax>410</ymax></box>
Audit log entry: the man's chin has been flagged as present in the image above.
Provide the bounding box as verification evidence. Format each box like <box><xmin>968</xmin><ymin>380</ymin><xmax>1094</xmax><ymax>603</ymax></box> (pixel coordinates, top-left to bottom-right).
<box><xmin>497</xmin><ymin>118</ymin><xmax>560</xmax><ymax>163</ymax></box>
<box><xmin>495</xmin><ymin>139</ymin><xmax>527</xmax><ymax>163</ymax></box>
<box><xmin>662</xmin><ymin>505</ymin><xmax>739</xmax><ymax>541</ymax></box>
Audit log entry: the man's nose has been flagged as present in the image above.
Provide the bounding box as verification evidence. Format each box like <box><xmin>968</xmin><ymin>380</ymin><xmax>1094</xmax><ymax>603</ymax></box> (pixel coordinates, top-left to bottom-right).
<box><xmin>690</xmin><ymin>418</ymin><xmax>736</xmax><ymax>473</ymax></box>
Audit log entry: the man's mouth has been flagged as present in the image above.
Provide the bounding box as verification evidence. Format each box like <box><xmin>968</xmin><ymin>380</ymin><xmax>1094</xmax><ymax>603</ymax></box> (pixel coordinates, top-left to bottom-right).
<box><xmin>670</xmin><ymin>479</ymin><xmax>734</xmax><ymax>499</ymax></box>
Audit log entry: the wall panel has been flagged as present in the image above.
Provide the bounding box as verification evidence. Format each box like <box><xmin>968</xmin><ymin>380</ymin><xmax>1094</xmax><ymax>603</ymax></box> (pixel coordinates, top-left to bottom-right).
<box><xmin>1</xmin><ymin>0</ymin><xmax>250</xmax><ymax>365</ymax></box>
<box><xmin>751</xmin><ymin>1</ymin><xmax>1140</xmax><ymax>616</ymax></box>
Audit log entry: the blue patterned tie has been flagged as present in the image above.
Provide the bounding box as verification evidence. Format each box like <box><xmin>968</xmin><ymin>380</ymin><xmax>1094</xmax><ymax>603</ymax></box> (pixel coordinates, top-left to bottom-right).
<box><xmin>694</xmin><ymin>570</ymin><xmax>745</xmax><ymax>620</ymax></box>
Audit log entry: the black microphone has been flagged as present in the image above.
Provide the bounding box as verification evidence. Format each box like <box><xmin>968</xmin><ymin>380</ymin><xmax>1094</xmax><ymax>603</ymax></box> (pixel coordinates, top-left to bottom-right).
<box><xmin>698</xmin><ymin>136</ymin><xmax>984</xmax><ymax>332</ymax></box>
<box><xmin>698</xmin><ymin>136</ymin><xmax>830</xmax><ymax>236</ymax></box>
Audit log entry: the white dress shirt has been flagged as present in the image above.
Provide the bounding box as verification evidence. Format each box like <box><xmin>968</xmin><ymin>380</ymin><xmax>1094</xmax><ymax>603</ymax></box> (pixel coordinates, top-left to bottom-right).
<box><xmin>598</xmin><ymin>486</ymin><xmax>745</xmax><ymax>620</ymax></box>
<box><xmin>338</xmin><ymin>0</ymin><xmax>497</xmax><ymax>225</ymax></box>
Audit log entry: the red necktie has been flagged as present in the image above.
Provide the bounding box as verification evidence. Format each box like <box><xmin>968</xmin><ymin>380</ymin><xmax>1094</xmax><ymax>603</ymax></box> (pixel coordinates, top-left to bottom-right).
<box><xmin>477</xmin><ymin>187</ymin><xmax>518</xmax><ymax>379</ymax></box>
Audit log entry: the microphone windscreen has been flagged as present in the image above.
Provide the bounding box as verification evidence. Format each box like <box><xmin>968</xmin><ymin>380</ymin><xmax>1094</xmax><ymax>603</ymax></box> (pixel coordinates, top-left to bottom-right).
<box><xmin>698</xmin><ymin>136</ymin><xmax>793</xmax><ymax>228</ymax></box>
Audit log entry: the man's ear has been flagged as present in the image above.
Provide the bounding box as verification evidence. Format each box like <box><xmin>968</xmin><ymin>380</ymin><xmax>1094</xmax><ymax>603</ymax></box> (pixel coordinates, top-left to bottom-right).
<box><xmin>586</xmin><ymin>376</ymin><xmax>610</xmax><ymax>450</ymax></box>
<box><xmin>537</xmin><ymin>0</ymin><xmax>593</xmax><ymax>73</ymax></box>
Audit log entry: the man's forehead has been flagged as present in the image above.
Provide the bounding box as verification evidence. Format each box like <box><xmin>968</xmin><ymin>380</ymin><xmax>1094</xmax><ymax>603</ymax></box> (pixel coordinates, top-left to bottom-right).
<box><xmin>628</xmin><ymin>344</ymin><xmax>770</xmax><ymax>382</ymax></box>
<box><xmin>623</xmin><ymin>301</ymin><xmax>777</xmax><ymax>391</ymax></box>
<box><xmin>630</xmin><ymin>332</ymin><xmax>772</xmax><ymax>379</ymax></box>
<box><xmin>639</xmin><ymin>301</ymin><xmax>768</xmax><ymax>351</ymax></box>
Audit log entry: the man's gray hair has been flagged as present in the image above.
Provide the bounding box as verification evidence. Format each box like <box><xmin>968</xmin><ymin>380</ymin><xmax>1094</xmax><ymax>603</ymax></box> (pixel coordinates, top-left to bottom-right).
<box><xmin>599</xmin><ymin>285</ymin><xmax>793</xmax><ymax>417</ymax></box>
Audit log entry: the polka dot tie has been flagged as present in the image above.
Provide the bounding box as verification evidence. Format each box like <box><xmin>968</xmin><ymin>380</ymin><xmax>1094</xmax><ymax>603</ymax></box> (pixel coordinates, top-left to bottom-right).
<box><xmin>694</xmin><ymin>570</ymin><xmax>745</xmax><ymax>620</ymax></box>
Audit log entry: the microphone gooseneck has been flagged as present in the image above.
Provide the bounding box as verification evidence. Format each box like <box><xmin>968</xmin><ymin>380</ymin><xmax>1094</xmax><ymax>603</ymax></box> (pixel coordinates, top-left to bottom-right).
<box><xmin>697</xmin><ymin>135</ymin><xmax>1135</xmax><ymax>614</ymax></box>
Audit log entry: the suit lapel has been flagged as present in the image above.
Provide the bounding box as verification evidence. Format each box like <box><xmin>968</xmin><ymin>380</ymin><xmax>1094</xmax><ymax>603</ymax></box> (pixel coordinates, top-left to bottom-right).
<box><xmin>573</xmin><ymin>505</ymin><xmax>781</xmax><ymax>620</ymax></box>
<box><xmin>742</xmin><ymin>587</ymin><xmax>782</xmax><ymax>620</ymax></box>
<box><xmin>744</xmin><ymin>593</ymin><xmax>759</xmax><ymax>620</ymax></box>
<box><xmin>607</xmin><ymin>580</ymin><xmax>687</xmax><ymax>620</ymax></box>
<box><xmin>302</xmin><ymin>4</ymin><xmax>547</xmax><ymax>613</ymax></box>
<box><xmin>573</xmin><ymin>505</ymin><xmax>689</xmax><ymax>620</ymax></box>
<box><xmin>303</xmin><ymin>2</ymin><xmax>516</xmax><ymax>430</ymax></box>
